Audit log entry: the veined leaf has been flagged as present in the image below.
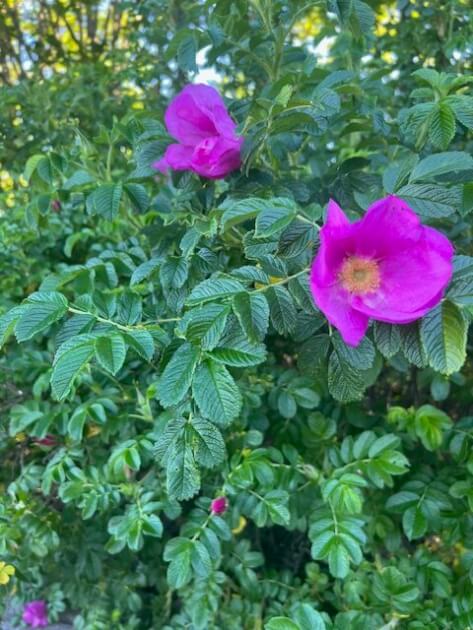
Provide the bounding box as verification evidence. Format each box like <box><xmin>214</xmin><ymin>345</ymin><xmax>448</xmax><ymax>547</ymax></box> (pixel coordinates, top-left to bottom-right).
<box><xmin>86</xmin><ymin>183</ymin><xmax>123</xmax><ymax>220</ymax></box>
<box><xmin>428</xmin><ymin>103</ymin><xmax>456</xmax><ymax>150</ymax></box>
<box><xmin>156</xmin><ymin>342</ymin><xmax>200</xmax><ymax>408</ymax></box>
<box><xmin>186</xmin><ymin>277</ymin><xmax>246</xmax><ymax>306</ymax></box>
<box><xmin>95</xmin><ymin>334</ymin><xmax>127</xmax><ymax>375</ymax></box>
<box><xmin>189</xmin><ymin>417</ymin><xmax>226</xmax><ymax>467</ymax></box>
<box><xmin>420</xmin><ymin>301</ymin><xmax>467</xmax><ymax>375</ymax></box>
<box><xmin>51</xmin><ymin>334</ymin><xmax>97</xmax><ymax>401</ymax></box>
<box><xmin>192</xmin><ymin>360</ymin><xmax>242</xmax><ymax>426</ymax></box>
<box><xmin>177</xmin><ymin>303</ymin><xmax>230</xmax><ymax>350</ymax></box>
<box><xmin>16</xmin><ymin>292</ymin><xmax>68</xmax><ymax>342</ymax></box>
<box><xmin>166</xmin><ymin>431</ymin><xmax>200</xmax><ymax>501</ymax></box>
<box><xmin>232</xmin><ymin>292</ymin><xmax>269</xmax><ymax>342</ymax></box>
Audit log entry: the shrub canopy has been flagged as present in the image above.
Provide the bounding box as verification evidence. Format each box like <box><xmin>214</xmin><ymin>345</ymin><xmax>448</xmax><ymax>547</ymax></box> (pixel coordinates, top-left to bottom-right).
<box><xmin>1</xmin><ymin>1</ymin><xmax>473</xmax><ymax>628</ymax></box>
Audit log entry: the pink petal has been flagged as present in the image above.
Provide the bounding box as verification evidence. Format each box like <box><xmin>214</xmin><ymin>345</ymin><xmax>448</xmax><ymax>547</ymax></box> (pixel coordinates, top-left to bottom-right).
<box><xmin>165</xmin><ymin>86</ymin><xmax>218</xmax><ymax>144</ymax></box>
<box><xmin>352</xmin><ymin>224</ymin><xmax>454</xmax><ymax>322</ymax></box>
<box><xmin>353</xmin><ymin>195</ymin><xmax>422</xmax><ymax>259</ymax></box>
<box><xmin>310</xmin><ymin>281</ymin><xmax>369</xmax><ymax>346</ymax></box>
<box><xmin>325</xmin><ymin>199</ymin><xmax>350</xmax><ymax>229</ymax></box>
<box><xmin>190</xmin><ymin>136</ymin><xmax>242</xmax><ymax>179</ymax></box>
<box><xmin>157</xmin><ymin>143</ymin><xmax>194</xmax><ymax>172</ymax></box>
<box><xmin>183</xmin><ymin>84</ymin><xmax>238</xmax><ymax>138</ymax></box>
<box><xmin>311</xmin><ymin>203</ymin><xmax>357</xmax><ymax>287</ymax></box>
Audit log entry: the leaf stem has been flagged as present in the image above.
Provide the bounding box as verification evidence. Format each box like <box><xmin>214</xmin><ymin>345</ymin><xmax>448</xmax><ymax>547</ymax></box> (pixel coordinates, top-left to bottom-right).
<box><xmin>68</xmin><ymin>306</ymin><xmax>180</xmax><ymax>331</ymax></box>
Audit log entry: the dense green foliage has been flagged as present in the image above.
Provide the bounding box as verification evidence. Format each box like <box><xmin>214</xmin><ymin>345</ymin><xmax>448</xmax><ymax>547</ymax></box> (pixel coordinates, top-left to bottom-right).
<box><xmin>1</xmin><ymin>1</ymin><xmax>473</xmax><ymax>628</ymax></box>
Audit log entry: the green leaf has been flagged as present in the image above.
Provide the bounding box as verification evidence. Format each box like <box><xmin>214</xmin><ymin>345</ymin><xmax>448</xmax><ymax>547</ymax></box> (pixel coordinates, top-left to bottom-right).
<box><xmin>265</xmin><ymin>618</ymin><xmax>300</xmax><ymax>630</ymax></box>
<box><xmin>447</xmin><ymin>270</ymin><xmax>473</xmax><ymax>306</ymax></box>
<box><xmin>328</xmin><ymin>540</ymin><xmax>350</xmax><ymax>579</ymax></box>
<box><xmin>63</xmin><ymin>169</ymin><xmax>95</xmax><ymax>190</ymax></box>
<box><xmin>410</xmin><ymin>151</ymin><xmax>473</xmax><ymax>182</ymax></box>
<box><xmin>374</xmin><ymin>322</ymin><xmax>401</xmax><ymax>358</ymax></box>
<box><xmin>254</xmin><ymin>198</ymin><xmax>297</xmax><ymax>238</ymax></box>
<box><xmin>177</xmin><ymin>303</ymin><xmax>230</xmax><ymax>350</ymax></box>
<box><xmin>428</xmin><ymin>103</ymin><xmax>456</xmax><ymax>150</ymax></box>
<box><xmin>24</xmin><ymin>154</ymin><xmax>47</xmax><ymax>181</ymax></box>
<box><xmin>117</xmin><ymin>292</ymin><xmax>142</xmax><ymax>325</ymax></box>
<box><xmin>160</xmin><ymin>257</ymin><xmax>189</xmax><ymax>289</ymax></box>
<box><xmin>0</xmin><ymin>306</ymin><xmax>25</xmax><ymax>348</ymax></box>
<box><xmin>402</xmin><ymin>506</ymin><xmax>427</xmax><ymax>541</ymax></box>
<box><xmin>211</xmin><ymin>324</ymin><xmax>267</xmax><ymax>367</ymax></box>
<box><xmin>86</xmin><ymin>183</ymin><xmax>123</xmax><ymax>220</ymax></box>
<box><xmin>124</xmin><ymin>330</ymin><xmax>155</xmax><ymax>360</ymax></box>
<box><xmin>9</xmin><ymin>404</ymin><xmax>43</xmax><ymax>435</ymax></box>
<box><xmin>420</xmin><ymin>301</ymin><xmax>467</xmax><ymax>375</ymax></box>
<box><xmin>177</xmin><ymin>32</ymin><xmax>197</xmax><ymax>72</ymax></box>
<box><xmin>95</xmin><ymin>334</ymin><xmax>127</xmax><ymax>375</ymax></box>
<box><xmin>189</xmin><ymin>417</ymin><xmax>226</xmax><ymax>468</ymax></box>
<box><xmin>130</xmin><ymin>258</ymin><xmax>161</xmax><ymax>286</ymax></box>
<box><xmin>166</xmin><ymin>431</ymin><xmax>200</xmax><ymax>500</ymax></box>
<box><xmin>165</xmin><ymin>538</ymin><xmax>193</xmax><ymax>588</ymax></box>
<box><xmin>400</xmin><ymin>322</ymin><xmax>427</xmax><ymax>368</ymax></box>
<box><xmin>186</xmin><ymin>277</ymin><xmax>246</xmax><ymax>306</ymax></box>
<box><xmin>232</xmin><ymin>292</ymin><xmax>269</xmax><ymax>342</ymax></box>
<box><xmin>397</xmin><ymin>183</ymin><xmax>461</xmax><ymax>217</ymax></box>
<box><xmin>192</xmin><ymin>360</ymin><xmax>242</xmax><ymax>426</ymax></box>
<box><xmin>15</xmin><ymin>292</ymin><xmax>68</xmax><ymax>342</ymax></box>
<box><xmin>267</xmin><ymin>285</ymin><xmax>297</xmax><ymax>335</ymax></box>
<box><xmin>328</xmin><ymin>351</ymin><xmax>365</xmax><ymax>402</ymax></box>
<box><xmin>51</xmin><ymin>334</ymin><xmax>96</xmax><ymax>401</ymax></box>
<box><xmin>278</xmin><ymin>391</ymin><xmax>297</xmax><ymax>418</ymax></box>
<box><xmin>68</xmin><ymin>408</ymin><xmax>87</xmax><ymax>441</ymax></box>
<box><xmin>220</xmin><ymin>197</ymin><xmax>265</xmax><ymax>231</ymax></box>
<box><xmin>156</xmin><ymin>343</ymin><xmax>200</xmax><ymax>408</ymax></box>
<box><xmin>447</xmin><ymin>95</ymin><xmax>473</xmax><ymax>129</ymax></box>
<box><xmin>265</xmin><ymin>490</ymin><xmax>290</xmax><ymax>525</ymax></box>
<box><xmin>124</xmin><ymin>183</ymin><xmax>149</xmax><ymax>212</ymax></box>
<box><xmin>414</xmin><ymin>404</ymin><xmax>452</xmax><ymax>451</ymax></box>
<box><xmin>293</xmin><ymin>604</ymin><xmax>326</xmax><ymax>630</ymax></box>
<box><xmin>332</xmin><ymin>333</ymin><xmax>375</xmax><ymax>369</ymax></box>
<box><xmin>154</xmin><ymin>417</ymin><xmax>186</xmax><ymax>463</ymax></box>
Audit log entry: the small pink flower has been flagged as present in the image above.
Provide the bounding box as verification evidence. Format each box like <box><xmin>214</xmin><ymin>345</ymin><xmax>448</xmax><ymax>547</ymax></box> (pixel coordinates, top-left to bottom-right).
<box><xmin>310</xmin><ymin>195</ymin><xmax>454</xmax><ymax>346</ymax></box>
<box><xmin>22</xmin><ymin>600</ymin><xmax>48</xmax><ymax>628</ymax></box>
<box><xmin>153</xmin><ymin>84</ymin><xmax>243</xmax><ymax>179</ymax></box>
<box><xmin>32</xmin><ymin>435</ymin><xmax>57</xmax><ymax>447</ymax></box>
<box><xmin>211</xmin><ymin>496</ymin><xmax>228</xmax><ymax>515</ymax></box>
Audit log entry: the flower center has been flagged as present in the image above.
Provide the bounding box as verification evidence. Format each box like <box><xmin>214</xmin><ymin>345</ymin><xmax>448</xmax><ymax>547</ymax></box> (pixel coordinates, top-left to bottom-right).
<box><xmin>339</xmin><ymin>256</ymin><xmax>381</xmax><ymax>294</ymax></box>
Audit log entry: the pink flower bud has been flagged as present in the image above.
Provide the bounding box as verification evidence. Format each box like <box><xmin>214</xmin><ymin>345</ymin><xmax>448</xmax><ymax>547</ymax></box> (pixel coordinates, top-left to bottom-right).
<box><xmin>211</xmin><ymin>496</ymin><xmax>228</xmax><ymax>515</ymax></box>
<box><xmin>32</xmin><ymin>435</ymin><xmax>57</xmax><ymax>447</ymax></box>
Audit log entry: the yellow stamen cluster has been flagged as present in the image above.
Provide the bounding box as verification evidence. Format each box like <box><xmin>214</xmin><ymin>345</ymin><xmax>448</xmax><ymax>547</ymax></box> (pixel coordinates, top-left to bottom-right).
<box><xmin>339</xmin><ymin>256</ymin><xmax>381</xmax><ymax>295</ymax></box>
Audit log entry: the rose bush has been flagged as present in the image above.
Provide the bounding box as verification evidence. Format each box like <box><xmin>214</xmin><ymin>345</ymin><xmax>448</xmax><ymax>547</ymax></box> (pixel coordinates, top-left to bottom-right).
<box><xmin>1</xmin><ymin>1</ymin><xmax>473</xmax><ymax>629</ymax></box>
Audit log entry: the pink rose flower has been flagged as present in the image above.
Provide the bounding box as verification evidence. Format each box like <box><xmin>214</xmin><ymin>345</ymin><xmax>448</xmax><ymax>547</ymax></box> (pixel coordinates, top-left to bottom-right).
<box><xmin>153</xmin><ymin>84</ymin><xmax>243</xmax><ymax>179</ymax></box>
<box><xmin>310</xmin><ymin>195</ymin><xmax>454</xmax><ymax>347</ymax></box>
<box><xmin>22</xmin><ymin>600</ymin><xmax>48</xmax><ymax>628</ymax></box>
<box><xmin>211</xmin><ymin>496</ymin><xmax>228</xmax><ymax>515</ymax></box>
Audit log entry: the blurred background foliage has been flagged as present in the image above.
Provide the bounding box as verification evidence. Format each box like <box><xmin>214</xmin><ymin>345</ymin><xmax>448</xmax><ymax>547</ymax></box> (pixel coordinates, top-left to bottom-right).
<box><xmin>0</xmin><ymin>1</ymin><xmax>473</xmax><ymax>629</ymax></box>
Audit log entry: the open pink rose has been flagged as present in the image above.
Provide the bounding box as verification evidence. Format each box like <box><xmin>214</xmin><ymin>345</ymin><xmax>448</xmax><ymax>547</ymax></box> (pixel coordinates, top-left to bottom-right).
<box><xmin>22</xmin><ymin>600</ymin><xmax>48</xmax><ymax>628</ymax></box>
<box><xmin>153</xmin><ymin>84</ymin><xmax>243</xmax><ymax>179</ymax></box>
<box><xmin>310</xmin><ymin>195</ymin><xmax>454</xmax><ymax>346</ymax></box>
